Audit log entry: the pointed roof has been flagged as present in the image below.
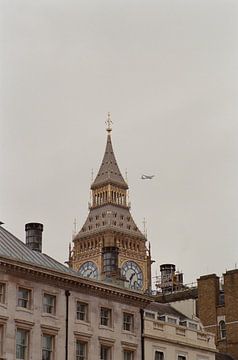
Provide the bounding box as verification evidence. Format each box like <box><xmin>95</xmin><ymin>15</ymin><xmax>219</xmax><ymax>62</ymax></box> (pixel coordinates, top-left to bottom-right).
<box><xmin>91</xmin><ymin>133</ymin><xmax>128</xmax><ymax>190</ymax></box>
<box><xmin>75</xmin><ymin>204</ymin><xmax>146</xmax><ymax>240</ymax></box>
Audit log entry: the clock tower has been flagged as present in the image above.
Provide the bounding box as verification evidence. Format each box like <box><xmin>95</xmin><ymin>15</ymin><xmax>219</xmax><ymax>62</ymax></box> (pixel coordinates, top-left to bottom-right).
<box><xmin>69</xmin><ymin>114</ymin><xmax>152</xmax><ymax>292</ymax></box>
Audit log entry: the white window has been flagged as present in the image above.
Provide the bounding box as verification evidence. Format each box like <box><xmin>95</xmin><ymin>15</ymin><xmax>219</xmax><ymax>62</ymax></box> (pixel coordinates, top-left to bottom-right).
<box><xmin>76</xmin><ymin>302</ymin><xmax>88</xmax><ymax>322</ymax></box>
<box><xmin>42</xmin><ymin>334</ymin><xmax>54</xmax><ymax>360</ymax></box>
<box><xmin>155</xmin><ymin>351</ymin><xmax>164</xmax><ymax>360</ymax></box>
<box><xmin>100</xmin><ymin>308</ymin><xmax>111</xmax><ymax>327</ymax></box>
<box><xmin>16</xmin><ymin>329</ymin><xmax>29</xmax><ymax>360</ymax></box>
<box><xmin>76</xmin><ymin>340</ymin><xmax>87</xmax><ymax>360</ymax></box>
<box><xmin>100</xmin><ymin>345</ymin><xmax>111</xmax><ymax>360</ymax></box>
<box><xmin>17</xmin><ymin>287</ymin><xmax>31</xmax><ymax>309</ymax></box>
<box><xmin>219</xmin><ymin>320</ymin><xmax>226</xmax><ymax>339</ymax></box>
<box><xmin>123</xmin><ymin>313</ymin><xmax>134</xmax><ymax>332</ymax></box>
<box><xmin>124</xmin><ymin>350</ymin><xmax>134</xmax><ymax>360</ymax></box>
<box><xmin>178</xmin><ymin>356</ymin><xmax>186</xmax><ymax>360</ymax></box>
<box><xmin>145</xmin><ymin>311</ymin><xmax>155</xmax><ymax>319</ymax></box>
<box><xmin>0</xmin><ymin>283</ymin><xmax>6</xmax><ymax>304</ymax></box>
<box><xmin>43</xmin><ymin>294</ymin><xmax>56</xmax><ymax>315</ymax></box>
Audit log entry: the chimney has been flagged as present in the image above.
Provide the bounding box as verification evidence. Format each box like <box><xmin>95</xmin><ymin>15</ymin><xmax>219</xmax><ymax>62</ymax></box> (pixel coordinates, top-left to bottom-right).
<box><xmin>25</xmin><ymin>222</ymin><xmax>43</xmax><ymax>253</ymax></box>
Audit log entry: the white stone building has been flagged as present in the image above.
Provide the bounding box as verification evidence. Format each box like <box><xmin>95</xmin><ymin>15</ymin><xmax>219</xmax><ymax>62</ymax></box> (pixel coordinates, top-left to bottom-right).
<box><xmin>0</xmin><ymin>223</ymin><xmax>150</xmax><ymax>360</ymax></box>
<box><xmin>143</xmin><ymin>302</ymin><xmax>217</xmax><ymax>360</ymax></box>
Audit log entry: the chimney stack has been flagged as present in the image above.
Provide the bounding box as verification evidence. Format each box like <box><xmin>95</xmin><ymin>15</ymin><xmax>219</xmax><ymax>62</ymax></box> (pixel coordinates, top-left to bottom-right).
<box><xmin>25</xmin><ymin>223</ymin><xmax>43</xmax><ymax>253</ymax></box>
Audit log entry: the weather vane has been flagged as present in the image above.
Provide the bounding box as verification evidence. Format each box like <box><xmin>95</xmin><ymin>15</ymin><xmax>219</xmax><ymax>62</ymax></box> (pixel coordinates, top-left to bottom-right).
<box><xmin>106</xmin><ymin>112</ymin><xmax>113</xmax><ymax>133</ymax></box>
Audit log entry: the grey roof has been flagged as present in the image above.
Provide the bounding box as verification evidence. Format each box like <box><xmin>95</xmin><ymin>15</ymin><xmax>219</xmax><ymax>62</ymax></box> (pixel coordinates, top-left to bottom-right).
<box><xmin>75</xmin><ymin>204</ymin><xmax>145</xmax><ymax>240</ymax></box>
<box><xmin>145</xmin><ymin>302</ymin><xmax>188</xmax><ymax>321</ymax></box>
<box><xmin>0</xmin><ymin>225</ymin><xmax>75</xmax><ymax>275</ymax></box>
<box><xmin>91</xmin><ymin>133</ymin><xmax>128</xmax><ymax>189</ymax></box>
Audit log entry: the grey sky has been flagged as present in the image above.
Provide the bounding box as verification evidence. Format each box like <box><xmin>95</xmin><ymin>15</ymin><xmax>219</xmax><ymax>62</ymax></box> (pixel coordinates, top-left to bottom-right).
<box><xmin>1</xmin><ymin>0</ymin><xmax>238</xmax><ymax>285</ymax></box>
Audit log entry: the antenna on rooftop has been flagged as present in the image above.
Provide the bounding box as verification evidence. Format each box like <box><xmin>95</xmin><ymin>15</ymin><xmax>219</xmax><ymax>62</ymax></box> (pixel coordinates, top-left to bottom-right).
<box><xmin>72</xmin><ymin>218</ymin><xmax>77</xmax><ymax>239</ymax></box>
<box><xmin>143</xmin><ymin>217</ymin><xmax>147</xmax><ymax>238</ymax></box>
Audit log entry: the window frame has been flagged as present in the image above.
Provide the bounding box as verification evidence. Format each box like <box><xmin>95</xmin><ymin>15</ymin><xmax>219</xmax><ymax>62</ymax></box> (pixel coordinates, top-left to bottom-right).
<box><xmin>177</xmin><ymin>355</ymin><xmax>187</xmax><ymax>360</ymax></box>
<box><xmin>100</xmin><ymin>307</ymin><xmax>112</xmax><ymax>328</ymax></box>
<box><xmin>16</xmin><ymin>328</ymin><xmax>29</xmax><ymax>360</ymax></box>
<box><xmin>0</xmin><ymin>324</ymin><xmax>4</xmax><ymax>356</ymax></box>
<box><xmin>155</xmin><ymin>351</ymin><xmax>164</xmax><ymax>360</ymax></box>
<box><xmin>100</xmin><ymin>344</ymin><xmax>111</xmax><ymax>360</ymax></box>
<box><xmin>219</xmin><ymin>320</ymin><xmax>226</xmax><ymax>339</ymax></box>
<box><xmin>123</xmin><ymin>312</ymin><xmax>134</xmax><ymax>332</ymax></box>
<box><xmin>43</xmin><ymin>293</ymin><xmax>56</xmax><ymax>315</ymax></box>
<box><xmin>123</xmin><ymin>349</ymin><xmax>134</xmax><ymax>360</ymax></box>
<box><xmin>76</xmin><ymin>301</ymin><xmax>89</xmax><ymax>322</ymax></box>
<box><xmin>76</xmin><ymin>339</ymin><xmax>87</xmax><ymax>360</ymax></box>
<box><xmin>17</xmin><ymin>287</ymin><xmax>32</xmax><ymax>310</ymax></box>
<box><xmin>0</xmin><ymin>283</ymin><xmax>6</xmax><ymax>304</ymax></box>
<box><xmin>42</xmin><ymin>333</ymin><xmax>54</xmax><ymax>360</ymax></box>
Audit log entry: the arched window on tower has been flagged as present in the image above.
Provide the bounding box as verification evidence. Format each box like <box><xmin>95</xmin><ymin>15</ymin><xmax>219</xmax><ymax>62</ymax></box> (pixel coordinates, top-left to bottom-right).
<box><xmin>219</xmin><ymin>320</ymin><xmax>226</xmax><ymax>339</ymax></box>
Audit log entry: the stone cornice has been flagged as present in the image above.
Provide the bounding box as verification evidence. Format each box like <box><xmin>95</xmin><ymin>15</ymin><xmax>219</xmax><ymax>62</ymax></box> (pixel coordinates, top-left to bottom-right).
<box><xmin>0</xmin><ymin>256</ymin><xmax>151</xmax><ymax>307</ymax></box>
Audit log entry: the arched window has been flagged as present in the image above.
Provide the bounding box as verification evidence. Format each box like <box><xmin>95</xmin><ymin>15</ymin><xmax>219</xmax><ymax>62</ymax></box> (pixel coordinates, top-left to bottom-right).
<box><xmin>219</xmin><ymin>320</ymin><xmax>226</xmax><ymax>339</ymax></box>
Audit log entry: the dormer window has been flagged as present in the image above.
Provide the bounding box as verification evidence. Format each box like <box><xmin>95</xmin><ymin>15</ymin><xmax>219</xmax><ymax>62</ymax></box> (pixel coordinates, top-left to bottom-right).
<box><xmin>158</xmin><ymin>315</ymin><xmax>179</xmax><ymax>325</ymax></box>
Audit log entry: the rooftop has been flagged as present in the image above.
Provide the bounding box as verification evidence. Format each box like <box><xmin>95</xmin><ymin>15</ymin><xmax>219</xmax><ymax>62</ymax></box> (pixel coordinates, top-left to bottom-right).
<box><xmin>0</xmin><ymin>224</ymin><xmax>75</xmax><ymax>275</ymax></box>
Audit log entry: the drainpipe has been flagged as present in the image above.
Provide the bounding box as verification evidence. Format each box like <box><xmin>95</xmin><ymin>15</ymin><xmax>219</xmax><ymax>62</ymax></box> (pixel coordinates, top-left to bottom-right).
<box><xmin>65</xmin><ymin>290</ymin><xmax>70</xmax><ymax>360</ymax></box>
<box><xmin>140</xmin><ymin>309</ymin><xmax>145</xmax><ymax>360</ymax></box>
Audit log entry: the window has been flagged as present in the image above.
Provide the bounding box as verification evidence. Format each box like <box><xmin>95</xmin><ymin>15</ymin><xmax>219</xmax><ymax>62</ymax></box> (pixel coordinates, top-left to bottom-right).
<box><xmin>100</xmin><ymin>308</ymin><xmax>111</xmax><ymax>327</ymax></box>
<box><xmin>76</xmin><ymin>302</ymin><xmax>88</xmax><ymax>322</ymax></box>
<box><xmin>16</xmin><ymin>329</ymin><xmax>28</xmax><ymax>360</ymax></box>
<box><xmin>155</xmin><ymin>352</ymin><xmax>164</xmax><ymax>360</ymax></box>
<box><xmin>167</xmin><ymin>316</ymin><xmax>177</xmax><ymax>325</ymax></box>
<box><xmin>100</xmin><ymin>345</ymin><xmax>111</xmax><ymax>360</ymax></box>
<box><xmin>43</xmin><ymin>294</ymin><xmax>56</xmax><ymax>315</ymax></box>
<box><xmin>123</xmin><ymin>313</ymin><xmax>134</xmax><ymax>332</ymax></box>
<box><xmin>76</xmin><ymin>340</ymin><xmax>87</xmax><ymax>360</ymax></box>
<box><xmin>219</xmin><ymin>291</ymin><xmax>225</xmax><ymax>306</ymax></box>
<box><xmin>17</xmin><ymin>288</ymin><xmax>31</xmax><ymax>309</ymax></box>
<box><xmin>124</xmin><ymin>350</ymin><xmax>134</xmax><ymax>360</ymax></box>
<box><xmin>0</xmin><ymin>283</ymin><xmax>5</xmax><ymax>304</ymax></box>
<box><xmin>145</xmin><ymin>311</ymin><xmax>155</xmax><ymax>319</ymax></box>
<box><xmin>42</xmin><ymin>334</ymin><xmax>54</xmax><ymax>360</ymax></box>
<box><xmin>0</xmin><ymin>325</ymin><xmax>3</xmax><ymax>355</ymax></box>
<box><xmin>219</xmin><ymin>320</ymin><xmax>226</xmax><ymax>339</ymax></box>
<box><xmin>178</xmin><ymin>356</ymin><xmax>186</xmax><ymax>360</ymax></box>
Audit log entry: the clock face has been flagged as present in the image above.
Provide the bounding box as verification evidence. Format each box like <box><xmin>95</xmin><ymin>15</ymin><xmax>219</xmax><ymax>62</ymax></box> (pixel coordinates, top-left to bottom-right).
<box><xmin>121</xmin><ymin>261</ymin><xmax>143</xmax><ymax>290</ymax></box>
<box><xmin>78</xmin><ymin>261</ymin><xmax>98</xmax><ymax>279</ymax></box>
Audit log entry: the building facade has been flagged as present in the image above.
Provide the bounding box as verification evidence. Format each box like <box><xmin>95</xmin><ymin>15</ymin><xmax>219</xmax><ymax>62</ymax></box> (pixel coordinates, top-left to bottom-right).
<box><xmin>143</xmin><ymin>302</ymin><xmax>216</xmax><ymax>360</ymax></box>
<box><xmin>197</xmin><ymin>271</ymin><xmax>238</xmax><ymax>360</ymax></box>
<box><xmin>0</xmin><ymin>223</ymin><xmax>150</xmax><ymax>360</ymax></box>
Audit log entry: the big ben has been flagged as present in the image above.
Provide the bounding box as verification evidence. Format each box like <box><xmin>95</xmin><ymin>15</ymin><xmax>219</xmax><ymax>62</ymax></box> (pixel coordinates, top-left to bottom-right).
<box><xmin>69</xmin><ymin>114</ymin><xmax>152</xmax><ymax>292</ymax></box>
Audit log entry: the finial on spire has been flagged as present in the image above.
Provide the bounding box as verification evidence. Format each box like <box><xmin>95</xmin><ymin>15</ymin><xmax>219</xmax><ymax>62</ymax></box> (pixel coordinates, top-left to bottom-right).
<box><xmin>106</xmin><ymin>112</ymin><xmax>113</xmax><ymax>133</ymax></box>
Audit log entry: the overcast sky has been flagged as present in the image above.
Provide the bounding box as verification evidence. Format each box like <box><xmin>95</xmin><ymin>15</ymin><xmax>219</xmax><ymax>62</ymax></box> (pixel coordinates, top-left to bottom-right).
<box><xmin>1</xmin><ymin>0</ymin><xmax>238</xmax><ymax>285</ymax></box>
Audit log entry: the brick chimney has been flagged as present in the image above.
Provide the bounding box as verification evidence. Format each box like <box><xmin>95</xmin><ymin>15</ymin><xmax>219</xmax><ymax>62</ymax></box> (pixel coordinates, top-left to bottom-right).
<box><xmin>25</xmin><ymin>223</ymin><xmax>43</xmax><ymax>253</ymax></box>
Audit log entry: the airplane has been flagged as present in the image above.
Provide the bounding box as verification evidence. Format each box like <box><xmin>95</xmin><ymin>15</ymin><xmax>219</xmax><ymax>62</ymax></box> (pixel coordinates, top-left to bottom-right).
<box><xmin>141</xmin><ymin>174</ymin><xmax>155</xmax><ymax>180</ymax></box>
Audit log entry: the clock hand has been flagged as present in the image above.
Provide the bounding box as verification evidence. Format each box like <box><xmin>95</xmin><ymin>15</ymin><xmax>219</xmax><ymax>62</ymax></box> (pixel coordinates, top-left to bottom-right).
<box><xmin>87</xmin><ymin>270</ymin><xmax>93</xmax><ymax>277</ymax></box>
<box><xmin>129</xmin><ymin>272</ymin><xmax>135</xmax><ymax>282</ymax></box>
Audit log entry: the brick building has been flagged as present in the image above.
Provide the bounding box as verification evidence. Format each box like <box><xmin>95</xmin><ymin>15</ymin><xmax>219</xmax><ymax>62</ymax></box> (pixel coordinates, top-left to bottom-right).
<box><xmin>154</xmin><ymin>269</ymin><xmax>238</xmax><ymax>360</ymax></box>
<box><xmin>198</xmin><ymin>270</ymin><xmax>238</xmax><ymax>360</ymax></box>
